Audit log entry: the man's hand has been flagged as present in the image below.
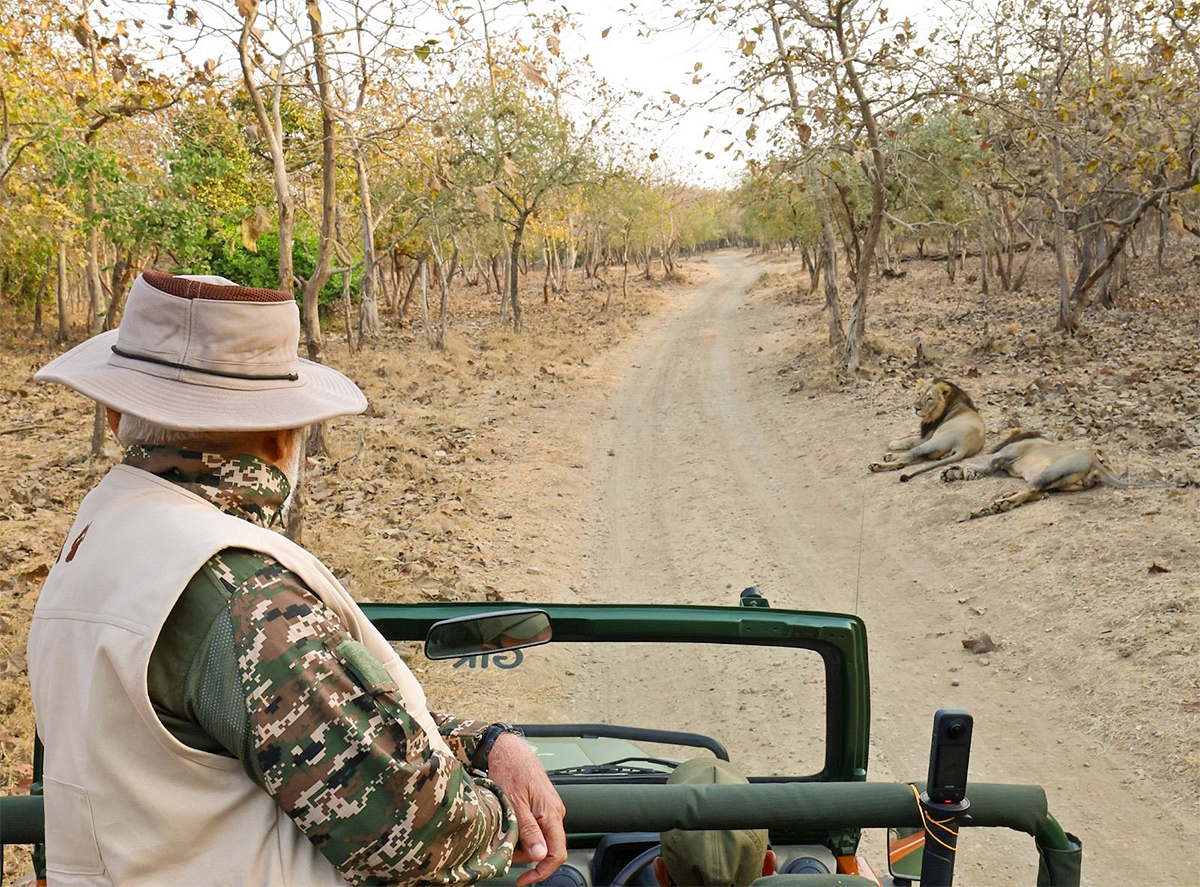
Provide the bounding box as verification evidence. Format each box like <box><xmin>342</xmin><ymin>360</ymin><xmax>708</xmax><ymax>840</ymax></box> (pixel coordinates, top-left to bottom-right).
<box><xmin>486</xmin><ymin>732</ymin><xmax>567</xmax><ymax>886</ymax></box>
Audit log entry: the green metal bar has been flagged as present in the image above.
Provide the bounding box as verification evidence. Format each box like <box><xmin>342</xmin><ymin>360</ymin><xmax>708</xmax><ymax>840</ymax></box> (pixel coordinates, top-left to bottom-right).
<box><xmin>0</xmin><ymin>782</ymin><xmax>1069</xmax><ymax>847</ymax></box>
<box><xmin>361</xmin><ymin>601</ymin><xmax>872</xmax><ymax>784</ymax></box>
<box><xmin>0</xmin><ymin>795</ymin><xmax>44</xmax><ymax>844</ymax></box>
<box><xmin>554</xmin><ymin>782</ymin><xmax>1055</xmax><ymax>837</ymax></box>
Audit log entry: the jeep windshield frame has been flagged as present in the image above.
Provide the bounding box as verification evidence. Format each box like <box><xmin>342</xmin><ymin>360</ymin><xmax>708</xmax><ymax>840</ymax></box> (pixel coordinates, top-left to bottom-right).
<box><xmin>360</xmin><ymin>601</ymin><xmax>871</xmax><ymax>784</ymax></box>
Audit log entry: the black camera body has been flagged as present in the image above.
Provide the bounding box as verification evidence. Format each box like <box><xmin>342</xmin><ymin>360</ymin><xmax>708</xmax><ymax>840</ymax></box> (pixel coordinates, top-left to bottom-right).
<box><xmin>926</xmin><ymin>709</ymin><xmax>973</xmax><ymax>805</ymax></box>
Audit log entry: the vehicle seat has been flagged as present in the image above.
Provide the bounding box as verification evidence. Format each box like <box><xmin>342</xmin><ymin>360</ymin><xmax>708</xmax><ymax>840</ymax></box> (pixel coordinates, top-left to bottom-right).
<box><xmin>750</xmin><ymin>876</ymin><xmax>878</xmax><ymax>886</ymax></box>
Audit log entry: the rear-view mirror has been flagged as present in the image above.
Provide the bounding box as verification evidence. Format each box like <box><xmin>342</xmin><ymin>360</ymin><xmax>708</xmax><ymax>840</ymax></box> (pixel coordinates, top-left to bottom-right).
<box><xmin>424</xmin><ymin>609</ymin><xmax>553</xmax><ymax>660</ymax></box>
<box><xmin>887</xmin><ymin>826</ymin><xmax>923</xmax><ymax>883</ymax></box>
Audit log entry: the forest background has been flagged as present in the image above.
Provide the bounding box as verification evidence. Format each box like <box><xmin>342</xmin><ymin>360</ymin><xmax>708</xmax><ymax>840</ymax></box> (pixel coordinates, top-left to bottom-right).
<box><xmin>5</xmin><ymin>0</ymin><xmax>1200</xmax><ymax>371</ymax></box>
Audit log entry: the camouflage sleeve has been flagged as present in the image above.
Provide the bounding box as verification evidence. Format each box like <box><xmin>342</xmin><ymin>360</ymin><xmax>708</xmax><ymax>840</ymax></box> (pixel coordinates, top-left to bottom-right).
<box><xmin>429</xmin><ymin>713</ymin><xmax>492</xmax><ymax>768</ymax></box>
<box><xmin>228</xmin><ymin>561</ymin><xmax>517</xmax><ymax>886</ymax></box>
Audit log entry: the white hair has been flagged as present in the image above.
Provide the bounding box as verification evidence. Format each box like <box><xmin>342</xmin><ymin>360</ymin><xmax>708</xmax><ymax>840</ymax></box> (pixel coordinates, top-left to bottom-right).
<box><xmin>114</xmin><ymin>414</ymin><xmax>241</xmax><ymax>449</ymax></box>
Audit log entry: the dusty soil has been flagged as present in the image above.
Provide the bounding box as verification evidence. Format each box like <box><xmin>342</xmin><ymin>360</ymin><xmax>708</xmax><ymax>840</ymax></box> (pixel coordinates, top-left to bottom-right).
<box><xmin>3</xmin><ymin>249</ymin><xmax>1199</xmax><ymax>883</ymax></box>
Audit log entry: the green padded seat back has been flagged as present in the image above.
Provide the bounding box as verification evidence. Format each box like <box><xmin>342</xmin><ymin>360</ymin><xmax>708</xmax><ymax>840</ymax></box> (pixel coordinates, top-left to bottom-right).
<box><xmin>750</xmin><ymin>876</ymin><xmax>878</xmax><ymax>886</ymax></box>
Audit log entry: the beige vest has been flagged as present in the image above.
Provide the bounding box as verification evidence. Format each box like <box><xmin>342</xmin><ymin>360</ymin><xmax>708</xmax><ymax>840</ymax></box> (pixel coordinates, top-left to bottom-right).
<box><xmin>28</xmin><ymin>465</ymin><xmax>450</xmax><ymax>885</ymax></box>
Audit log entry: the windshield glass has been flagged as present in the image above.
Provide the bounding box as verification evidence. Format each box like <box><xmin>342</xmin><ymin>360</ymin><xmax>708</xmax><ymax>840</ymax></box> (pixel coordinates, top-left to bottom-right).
<box><xmin>409</xmin><ymin>638</ymin><xmax>827</xmax><ymax>778</ymax></box>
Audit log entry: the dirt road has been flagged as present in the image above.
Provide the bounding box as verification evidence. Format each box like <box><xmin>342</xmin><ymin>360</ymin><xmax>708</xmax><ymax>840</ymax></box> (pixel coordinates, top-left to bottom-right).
<box><xmin>559</xmin><ymin>252</ymin><xmax>1198</xmax><ymax>884</ymax></box>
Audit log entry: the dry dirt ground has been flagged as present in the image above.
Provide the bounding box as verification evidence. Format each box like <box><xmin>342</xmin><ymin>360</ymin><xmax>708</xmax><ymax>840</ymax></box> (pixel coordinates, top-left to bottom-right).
<box><xmin>2</xmin><ymin>249</ymin><xmax>1198</xmax><ymax>883</ymax></box>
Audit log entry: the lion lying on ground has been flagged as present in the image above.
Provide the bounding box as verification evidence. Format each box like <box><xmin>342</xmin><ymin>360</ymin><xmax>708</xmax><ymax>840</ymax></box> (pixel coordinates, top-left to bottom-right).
<box><xmin>941</xmin><ymin>430</ymin><xmax>1191</xmax><ymax>519</ymax></box>
<box><xmin>869</xmin><ymin>378</ymin><xmax>986</xmax><ymax>481</ymax></box>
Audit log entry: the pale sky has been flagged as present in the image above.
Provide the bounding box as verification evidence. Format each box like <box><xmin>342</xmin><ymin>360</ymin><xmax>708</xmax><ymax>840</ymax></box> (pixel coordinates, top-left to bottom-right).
<box><xmin>558</xmin><ymin>0</ymin><xmax>965</xmax><ymax>188</ymax></box>
<box><xmin>564</xmin><ymin>1</ymin><xmax>750</xmax><ymax>188</ymax></box>
<box><xmin>131</xmin><ymin>0</ymin><xmax>964</xmax><ymax>189</ymax></box>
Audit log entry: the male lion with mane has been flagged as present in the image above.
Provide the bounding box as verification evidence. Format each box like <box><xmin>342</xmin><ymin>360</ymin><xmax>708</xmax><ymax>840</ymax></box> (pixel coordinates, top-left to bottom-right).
<box><xmin>942</xmin><ymin>429</ymin><xmax>1192</xmax><ymax>519</ymax></box>
<box><xmin>869</xmin><ymin>378</ymin><xmax>986</xmax><ymax>481</ymax></box>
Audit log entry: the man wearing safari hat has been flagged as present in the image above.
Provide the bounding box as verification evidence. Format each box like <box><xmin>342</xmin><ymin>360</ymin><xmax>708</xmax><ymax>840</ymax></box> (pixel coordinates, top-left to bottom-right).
<box><xmin>28</xmin><ymin>271</ymin><xmax>565</xmax><ymax>886</ymax></box>
<box><xmin>653</xmin><ymin>758</ymin><xmax>778</xmax><ymax>887</ymax></box>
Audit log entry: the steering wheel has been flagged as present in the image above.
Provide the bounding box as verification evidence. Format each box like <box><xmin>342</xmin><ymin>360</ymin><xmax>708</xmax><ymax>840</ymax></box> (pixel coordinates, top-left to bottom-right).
<box><xmin>609</xmin><ymin>845</ymin><xmax>661</xmax><ymax>887</ymax></box>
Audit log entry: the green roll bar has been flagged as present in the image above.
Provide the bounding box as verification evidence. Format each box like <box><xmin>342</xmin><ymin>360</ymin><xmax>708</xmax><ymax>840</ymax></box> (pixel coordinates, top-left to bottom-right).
<box><xmin>363</xmin><ymin>601</ymin><xmax>873</xmax><ymax>784</ymax></box>
<box><xmin>552</xmin><ymin>782</ymin><xmax>1080</xmax><ymax>886</ymax></box>
<box><xmin>0</xmin><ymin>782</ymin><xmax>1080</xmax><ymax>885</ymax></box>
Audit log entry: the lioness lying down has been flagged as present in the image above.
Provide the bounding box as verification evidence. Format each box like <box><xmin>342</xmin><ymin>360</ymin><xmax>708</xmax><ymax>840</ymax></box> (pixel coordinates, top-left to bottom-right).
<box><xmin>869</xmin><ymin>378</ymin><xmax>986</xmax><ymax>481</ymax></box>
<box><xmin>942</xmin><ymin>430</ymin><xmax>1190</xmax><ymax>519</ymax></box>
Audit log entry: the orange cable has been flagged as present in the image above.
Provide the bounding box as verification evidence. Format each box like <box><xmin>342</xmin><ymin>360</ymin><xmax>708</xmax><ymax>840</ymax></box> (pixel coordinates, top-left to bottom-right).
<box><xmin>908</xmin><ymin>783</ymin><xmax>960</xmax><ymax>853</ymax></box>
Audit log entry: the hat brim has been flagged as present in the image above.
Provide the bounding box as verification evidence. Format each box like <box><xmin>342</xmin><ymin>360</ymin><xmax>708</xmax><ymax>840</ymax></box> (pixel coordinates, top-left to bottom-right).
<box><xmin>35</xmin><ymin>330</ymin><xmax>367</xmax><ymax>431</ymax></box>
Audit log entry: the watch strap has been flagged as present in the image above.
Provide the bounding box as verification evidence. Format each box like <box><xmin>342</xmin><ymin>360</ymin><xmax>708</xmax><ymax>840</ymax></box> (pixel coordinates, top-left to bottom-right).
<box><xmin>472</xmin><ymin>723</ymin><xmax>523</xmax><ymax>771</ymax></box>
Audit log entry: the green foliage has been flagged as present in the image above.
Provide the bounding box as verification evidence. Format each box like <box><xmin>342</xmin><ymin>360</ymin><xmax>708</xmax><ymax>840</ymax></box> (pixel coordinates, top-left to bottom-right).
<box><xmin>448</xmin><ymin>64</ymin><xmax>596</xmax><ymax>230</ymax></box>
<box><xmin>889</xmin><ymin>111</ymin><xmax>987</xmax><ymax>234</ymax></box>
<box><xmin>197</xmin><ymin>234</ymin><xmax>288</xmax><ymax>289</ymax></box>
<box><xmin>735</xmin><ymin>162</ymin><xmax>819</xmax><ymax>248</ymax></box>
<box><xmin>185</xmin><ymin>234</ymin><xmax>351</xmax><ymax>307</ymax></box>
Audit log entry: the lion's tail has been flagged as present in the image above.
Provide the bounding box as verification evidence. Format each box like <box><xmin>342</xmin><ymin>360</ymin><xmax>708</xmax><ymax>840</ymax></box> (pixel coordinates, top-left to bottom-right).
<box><xmin>1095</xmin><ymin>466</ymin><xmax>1191</xmax><ymax>489</ymax></box>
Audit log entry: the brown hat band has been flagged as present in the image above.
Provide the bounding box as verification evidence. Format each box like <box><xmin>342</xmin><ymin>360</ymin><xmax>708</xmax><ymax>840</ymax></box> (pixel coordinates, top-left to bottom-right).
<box><xmin>109</xmin><ymin>345</ymin><xmax>301</xmax><ymax>382</ymax></box>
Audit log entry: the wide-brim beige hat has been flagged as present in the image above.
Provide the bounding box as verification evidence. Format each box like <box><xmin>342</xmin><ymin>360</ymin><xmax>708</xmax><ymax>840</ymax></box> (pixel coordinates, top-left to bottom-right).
<box><xmin>35</xmin><ymin>270</ymin><xmax>367</xmax><ymax>431</ymax></box>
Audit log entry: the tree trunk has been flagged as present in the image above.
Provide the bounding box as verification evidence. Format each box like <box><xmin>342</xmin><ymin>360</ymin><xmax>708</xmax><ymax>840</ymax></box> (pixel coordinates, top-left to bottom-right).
<box><xmin>34</xmin><ymin>256</ymin><xmax>51</xmax><ymax>335</ymax></box>
<box><xmin>821</xmin><ymin>243</ymin><xmax>844</xmax><ymax>348</ymax></box>
<box><xmin>979</xmin><ymin>232</ymin><xmax>990</xmax><ymax>295</ymax></box>
<box><xmin>879</xmin><ymin>230</ymin><xmax>894</xmax><ymax>275</ymax></box>
<box><xmin>299</xmin><ymin>0</ymin><xmax>336</xmax><ymax>367</ymax></box>
<box><xmin>490</xmin><ymin>253</ymin><xmax>503</xmax><ymax>298</ymax></box>
<box><xmin>56</xmin><ymin>242</ymin><xmax>70</xmax><ymax>344</ymax></box>
<box><xmin>615</xmin><ymin>220</ymin><xmax>633</xmax><ymax>309</ymax></box>
<box><xmin>1012</xmin><ymin>223</ymin><xmax>1040</xmax><ymax>292</ymax></box>
<box><xmin>804</xmin><ymin>247</ymin><xmax>820</xmax><ymax>295</ymax></box>
<box><xmin>427</xmin><ymin>236</ymin><xmax>452</xmax><ymax>349</ymax></box>
<box><xmin>1155</xmin><ymin>211</ymin><xmax>1167</xmax><ymax>274</ymax></box>
<box><xmin>498</xmin><ymin>254</ymin><xmax>509</xmax><ymax>324</ymax></box>
<box><xmin>349</xmin><ymin>132</ymin><xmax>381</xmax><ymax>347</ymax></box>
<box><xmin>399</xmin><ymin>255</ymin><xmax>424</xmax><ymax>321</ymax></box>
<box><xmin>438</xmin><ymin>248</ymin><xmax>453</xmax><ymax>347</ymax></box>
<box><xmin>105</xmin><ymin>250</ymin><xmax>135</xmax><ymax>331</ymax></box>
<box><xmin>341</xmin><ymin>268</ymin><xmax>354</xmax><ymax>351</ymax></box>
<box><xmin>85</xmin><ymin>179</ymin><xmax>109</xmax><ymax>458</ymax></box>
<box><xmin>419</xmin><ymin>260</ymin><xmax>433</xmax><ymax>346</ymax></box>
<box><xmin>584</xmin><ymin>226</ymin><xmax>600</xmax><ymax>282</ymax></box>
<box><xmin>445</xmin><ymin>243</ymin><xmax>459</xmax><ymax>287</ymax></box>
<box><xmin>508</xmin><ymin>212</ymin><xmax>528</xmax><ymax>331</ymax></box>
<box><xmin>561</xmin><ymin>215</ymin><xmax>577</xmax><ymax>296</ymax></box>
<box><xmin>239</xmin><ymin>6</ymin><xmax>296</xmax><ymax>298</ymax></box>
<box><xmin>1095</xmin><ymin>230</ymin><xmax>1115</xmax><ymax>309</ymax></box>
<box><xmin>285</xmin><ymin>430</ymin><xmax>307</xmax><ymax>544</ymax></box>
<box><xmin>388</xmin><ymin>254</ymin><xmax>402</xmax><ymax>312</ymax></box>
<box><xmin>553</xmin><ymin>239</ymin><xmax>564</xmax><ymax>297</ymax></box>
<box><xmin>816</xmin><ymin>184</ymin><xmax>845</xmax><ymax>348</ymax></box>
<box><xmin>1053</xmin><ymin>223</ymin><xmax>1075</xmax><ymax>333</ymax></box>
<box><xmin>835</xmin><ymin>10</ymin><xmax>886</xmax><ymax>372</ymax></box>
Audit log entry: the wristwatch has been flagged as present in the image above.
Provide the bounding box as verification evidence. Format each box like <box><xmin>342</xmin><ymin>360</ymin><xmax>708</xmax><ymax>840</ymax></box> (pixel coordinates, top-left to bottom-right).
<box><xmin>473</xmin><ymin>723</ymin><xmax>523</xmax><ymax>771</ymax></box>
